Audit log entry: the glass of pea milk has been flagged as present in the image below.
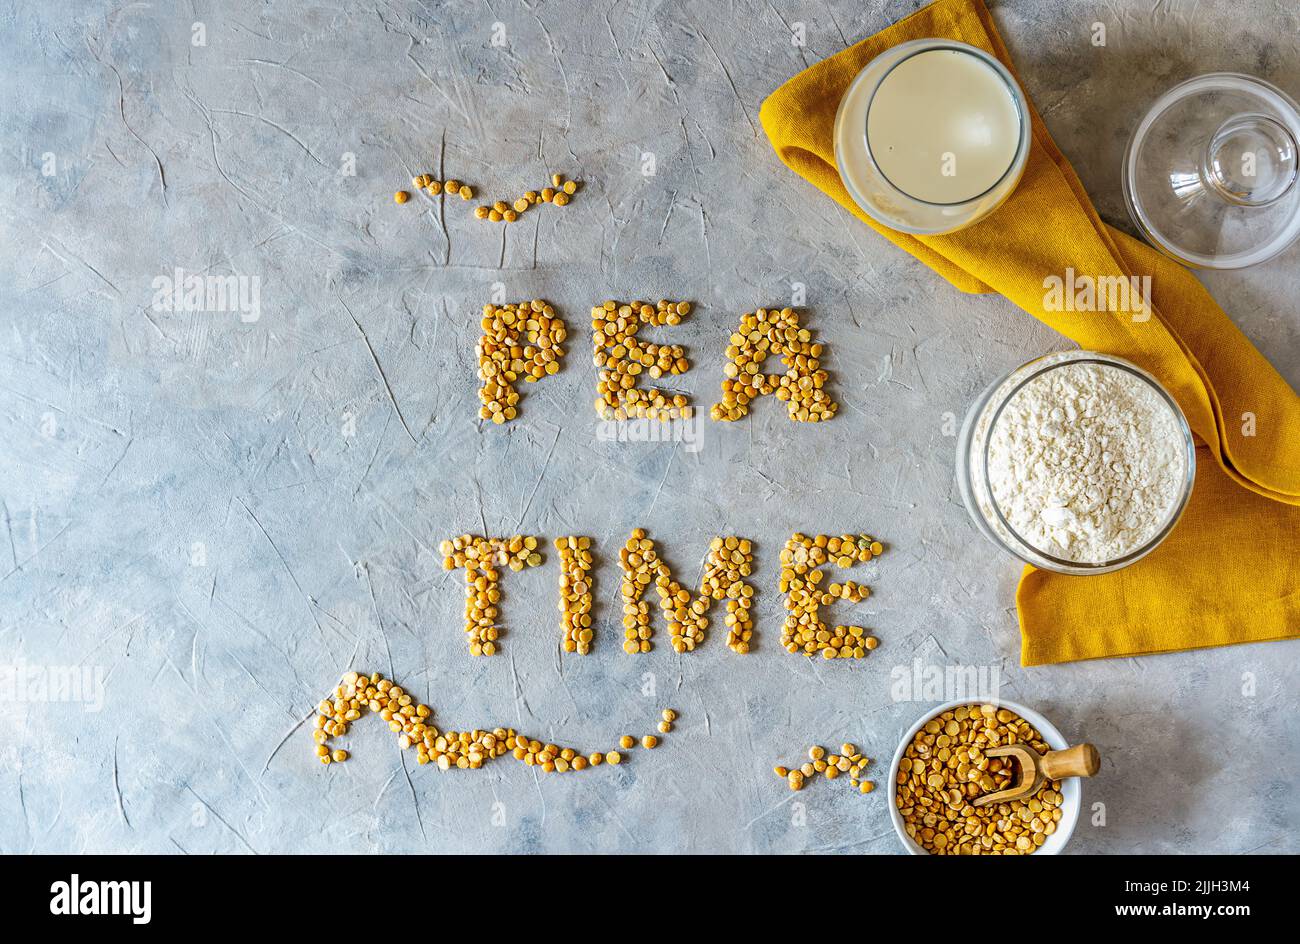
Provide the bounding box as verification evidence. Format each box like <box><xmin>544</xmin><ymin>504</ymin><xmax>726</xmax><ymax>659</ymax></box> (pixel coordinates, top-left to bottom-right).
<box><xmin>834</xmin><ymin>39</ymin><xmax>1031</xmax><ymax>234</ymax></box>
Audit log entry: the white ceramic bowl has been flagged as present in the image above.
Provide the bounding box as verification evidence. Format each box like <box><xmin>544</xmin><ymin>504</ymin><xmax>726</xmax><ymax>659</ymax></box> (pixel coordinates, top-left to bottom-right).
<box><xmin>887</xmin><ymin>699</ymin><xmax>1082</xmax><ymax>855</ymax></box>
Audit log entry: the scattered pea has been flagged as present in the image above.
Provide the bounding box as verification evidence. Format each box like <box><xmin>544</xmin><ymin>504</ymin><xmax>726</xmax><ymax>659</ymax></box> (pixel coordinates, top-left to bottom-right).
<box><xmin>770</xmin><ymin>740</ymin><xmax>877</xmax><ymax>798</ymax></box>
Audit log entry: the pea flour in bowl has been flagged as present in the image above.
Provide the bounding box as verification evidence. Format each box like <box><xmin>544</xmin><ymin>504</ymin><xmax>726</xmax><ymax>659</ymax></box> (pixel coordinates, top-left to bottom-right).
<box><xmin>958</xmin><ymin>351</ymin><xmax>1196</xmax><ymax>575</ymax></box>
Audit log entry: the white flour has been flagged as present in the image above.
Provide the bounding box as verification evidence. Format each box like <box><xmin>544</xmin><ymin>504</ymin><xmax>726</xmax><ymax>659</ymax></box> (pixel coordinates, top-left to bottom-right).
<box><xmin>986</xmin><ymin>362</ymin><xmax>1186</xmax><ymax>564</ymax></box>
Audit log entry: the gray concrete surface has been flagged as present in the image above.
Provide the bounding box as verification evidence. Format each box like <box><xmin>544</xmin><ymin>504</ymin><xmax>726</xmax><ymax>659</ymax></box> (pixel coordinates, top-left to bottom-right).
<box><xmin>1</xmin><ymin>0</ymin><xmax>1296</xmax><ymax>854</ymax></box>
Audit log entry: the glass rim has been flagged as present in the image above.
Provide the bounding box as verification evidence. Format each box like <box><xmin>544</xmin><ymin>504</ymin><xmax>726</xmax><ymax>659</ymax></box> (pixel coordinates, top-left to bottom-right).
<box><xmin>861</xmin><ymin>40</ymin><xmax>1030</xmax><ymax>209</ymax></box>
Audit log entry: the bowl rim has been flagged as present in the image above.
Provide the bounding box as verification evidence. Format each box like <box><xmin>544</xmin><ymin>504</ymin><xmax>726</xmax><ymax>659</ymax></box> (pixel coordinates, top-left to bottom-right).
<box><xmin>886</xmin><ymin>698</ymin><xmax>1082</xmax><ymax>855</ymax></box>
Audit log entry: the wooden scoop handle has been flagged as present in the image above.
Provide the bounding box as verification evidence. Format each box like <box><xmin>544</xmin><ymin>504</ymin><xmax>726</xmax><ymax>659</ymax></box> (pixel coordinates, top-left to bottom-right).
<box><xmin>1040</xmin><ymin>743</ymin><xmax>1100</xmax><ymax>780</ymax></box>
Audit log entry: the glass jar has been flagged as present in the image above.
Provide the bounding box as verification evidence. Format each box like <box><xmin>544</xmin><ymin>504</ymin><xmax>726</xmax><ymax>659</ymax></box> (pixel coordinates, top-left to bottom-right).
<box><xmin>833</xmin><ymin>38</ymin><xmax>1032</xmax><ymax>235</ymax></box>
<box><xmin>957</xmin><ymin>351</ymin><xmax>1196</xmax><ymax>575</ymax></box>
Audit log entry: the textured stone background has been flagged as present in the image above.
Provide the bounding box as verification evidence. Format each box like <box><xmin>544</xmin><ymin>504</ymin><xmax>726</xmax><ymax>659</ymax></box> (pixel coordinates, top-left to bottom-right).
<box><xmin>2</xmin><ymin>0</ymin><xmax>1296</xmax><ymax>854</ymax></box>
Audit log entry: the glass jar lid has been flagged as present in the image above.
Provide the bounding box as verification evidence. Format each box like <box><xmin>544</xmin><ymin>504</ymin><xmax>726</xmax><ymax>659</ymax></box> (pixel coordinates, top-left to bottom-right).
<box><xmin>1122</xmin><ymin>73</ymin><xmax>1300</xmax><ymax>269</ymax></box>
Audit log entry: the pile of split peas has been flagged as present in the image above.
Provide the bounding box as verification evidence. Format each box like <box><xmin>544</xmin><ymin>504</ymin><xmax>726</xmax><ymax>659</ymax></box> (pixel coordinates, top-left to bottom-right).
<box><xmin>896</xmin><ymin>704</ymin><xmax>1065</xmax><ymax>855</ymax></box>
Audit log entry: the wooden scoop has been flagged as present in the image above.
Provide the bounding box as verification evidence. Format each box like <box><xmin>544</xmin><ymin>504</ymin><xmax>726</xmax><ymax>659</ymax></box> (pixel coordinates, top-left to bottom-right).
<box><xmin>972</xmin><ymin>742</ymin><xmax>1100</xmax><ymax>807</ymax></box>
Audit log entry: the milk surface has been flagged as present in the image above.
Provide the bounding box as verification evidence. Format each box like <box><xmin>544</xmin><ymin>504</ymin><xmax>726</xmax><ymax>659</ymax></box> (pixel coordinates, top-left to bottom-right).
<box><xmin>866</xmin><ymin>48</ymin><xmax>1021</xmax><ymax>204</ymax></box>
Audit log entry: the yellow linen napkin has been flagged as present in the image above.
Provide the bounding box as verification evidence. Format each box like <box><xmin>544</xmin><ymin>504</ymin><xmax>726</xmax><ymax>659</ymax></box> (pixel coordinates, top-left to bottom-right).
<box><xmin>759</xmin><ymin>0</ymin><xmax>1300</xmax><ymax>663</ymax></box>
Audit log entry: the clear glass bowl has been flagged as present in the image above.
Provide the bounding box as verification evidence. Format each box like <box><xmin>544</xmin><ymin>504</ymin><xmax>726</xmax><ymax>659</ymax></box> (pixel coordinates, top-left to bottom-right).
<box><xmin>833</xmin><ymin>38</ymin><xmax>1032</xmax><ymax>235</ymax></box>
<box><xmin>957</xmin><ymin>351</ymin><xmax>1196</xmax><ymax>575</ymax></box>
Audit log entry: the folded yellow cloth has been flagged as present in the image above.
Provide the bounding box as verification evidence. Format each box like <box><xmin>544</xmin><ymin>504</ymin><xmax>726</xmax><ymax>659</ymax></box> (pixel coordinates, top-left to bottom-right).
<box><xmin>760</xmin><ymin>0</ymin><xmax>1300</xmax><ymax>664</ymax></box>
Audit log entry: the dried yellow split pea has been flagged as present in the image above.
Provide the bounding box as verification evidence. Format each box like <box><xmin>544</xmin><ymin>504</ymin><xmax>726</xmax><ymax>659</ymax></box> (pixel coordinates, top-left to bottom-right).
<box><xmin>895</xmin><ymin>704</ymin><xmax>1063</xmax><ymax>855</ymax></box>
<box><xmin>556</xmin><ymin>535</ymin><xmax>594</xmax><ymax>654</ymax></box>
<box><xmin>773</xmin><ymin>742</ymin><xmax>875</xmax><ymax>796</ymax></box>
<box><xmin>315</xmin><ymin>670</ymin><xmax>677</xmax><ymax>779</ymax></box>
<box><xmin>702</xmin><ymin>536</ymin><xmax>756</xmax><ymax>653</ymax></box>
<box><xmin>476</xmin><ymin>299</ymin><xmax>566</xmax><ymax>425</ymax></box>
<box><xmin>618</xmin><ymin>528</ymin><xmax>710</xmax><ymax>653</ymax></box>
<box><xmin>712</xmin><ymin>307</ymin><xmax>836</xmax><ymax>422</ymax></box>
<box><xmin>779</xmin><ymin>533</ymin><xmax>883</xmax><ymax>659</ymax></box>
<box><xmin>441</xmin><ymin>534</ymin><xmax>543</xmax><ymax>655</ymax></box>
<box><xmin>592</xmin><ymin>299</ymin><xmax>693</xmax><ymax>421</ymax></box>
